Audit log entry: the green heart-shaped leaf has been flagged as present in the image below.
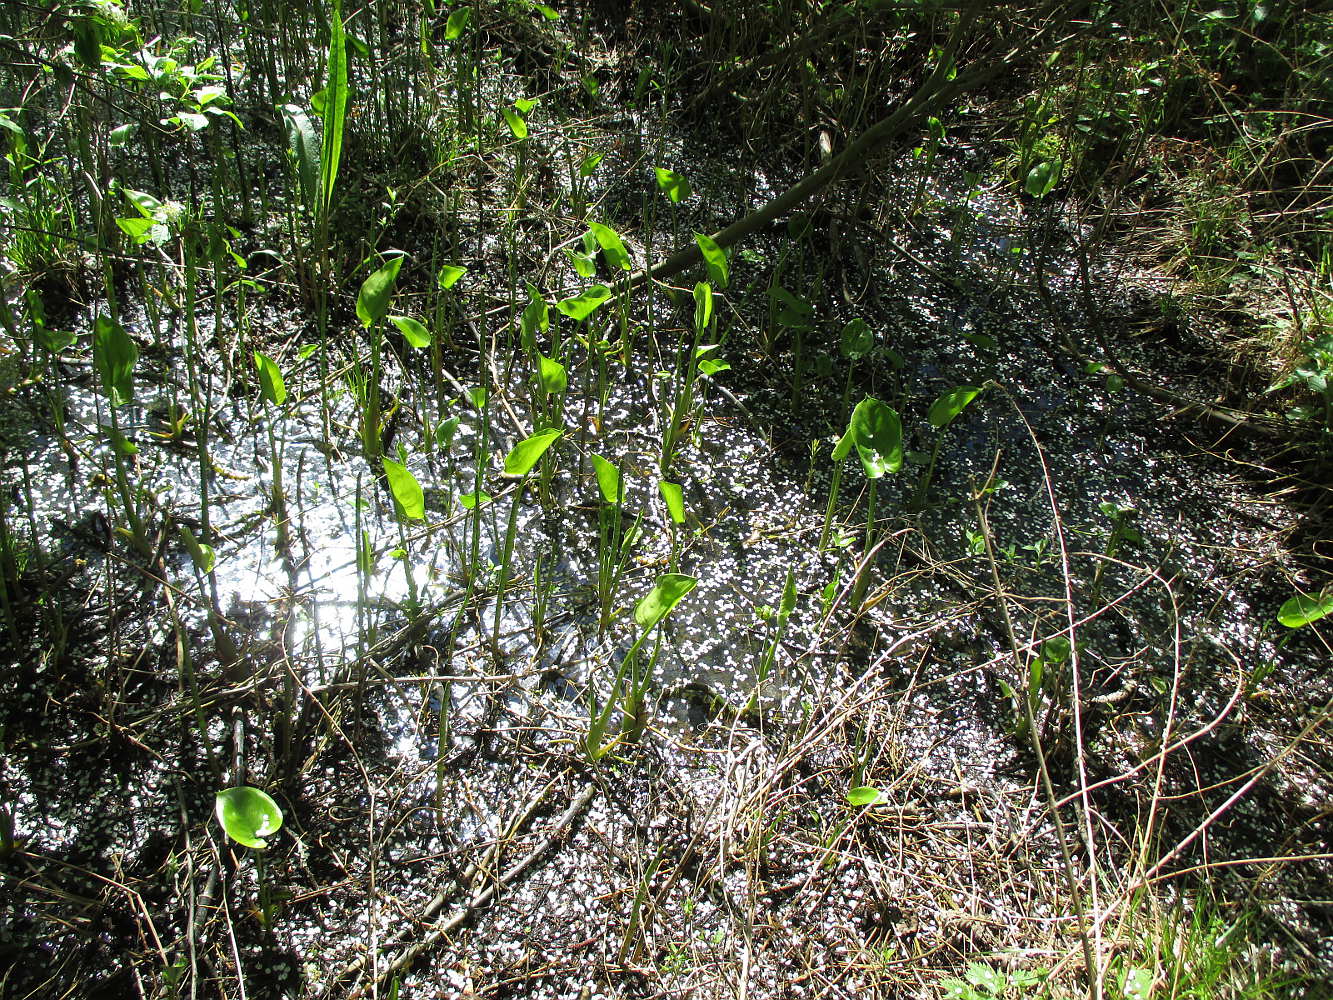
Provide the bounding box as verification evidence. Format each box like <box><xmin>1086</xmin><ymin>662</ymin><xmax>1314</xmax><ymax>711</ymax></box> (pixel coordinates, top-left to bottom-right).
<box><xmin>382</xmin><ymin>458</ymin><xmax>425</xmax><ymax>520</ymax></box>
<box><xmin>926</xmin><ymin>385</ymin><xmax>981</xmax><ymax>430</ymax></box>
<box><xmin>215</xmin><ymin>786</ymin><xmax>283</xmax><ymax>849</ymax></box>
<box><xmin>634</xmin><ymin>573</ymin><xmax>697</xmax><ymax>631</ymax></box>
<box><xmin>390</xmin><ymin>314</ymin><xmax>431</xmax><ymax>348</ymax></box>
<box><xmin>503</xmin><ymin>428</ymin><xmax>561</xmax><ymax>477</ymax></box>
<box><xmin>1278</xmin><ymin>590</ymin><xmax>1333</xmax><ymax>628</ymax></box>
<box><xmin>356</xmin><ymin>256</ymin><xmax>404</xmax><ymax>328</ymax></box>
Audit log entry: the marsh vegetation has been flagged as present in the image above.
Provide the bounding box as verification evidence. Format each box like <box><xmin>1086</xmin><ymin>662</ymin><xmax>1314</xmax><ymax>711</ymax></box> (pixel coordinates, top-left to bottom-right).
<box><xmin>1</xmin><ymin>2</ymin><xmax>1332</xmax><ymax>998</ymax></box>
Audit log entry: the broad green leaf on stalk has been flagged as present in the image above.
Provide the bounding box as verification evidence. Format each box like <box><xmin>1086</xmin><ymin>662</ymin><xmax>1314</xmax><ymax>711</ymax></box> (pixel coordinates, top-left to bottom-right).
<box><xmin>504</xmin><ymin>428</ymin><xmax>561</xmax><ymax>477</ymax></box>
<box><xmin>1024</xmin><ymin>158</ymin><xmax>1061</xmax><ymax>199</ymax></box>
<box><xmin>108</xmin><ymin>123</ymin><xmax>136</xmax><ymax>148</ymax></box>
<box><xmin>520</xmin><ymin>284</ymin><xmax>548</xmax><ymax>344</ymax></box>
<box><xmin>769</xmin><ymin>285</ymin><xmax>813</xmax><ymax>327</ymax></box>
<box><xmin>280</xmin><ymin>104</ymin><xmax>319</xmax><ymax>213</ymax></box>
<box><xmin>124</xmin><ymin>188</ymin><xmax>163</xmax><ymax>218</ymax></box>
<box><xmin>435</xmin><ymin>414</ymin><xmax>461</xmax><ymax>450</ymax></box>
<box><xmin>1040</xmin><ymin>637</ymin><xmax>1071</xmax><ymax>663</ymax></box>
<box><xmin>846</xmin><ymin>786</ymin><xmax>881</xmax><ymax>806</ymax></box>
<box><xmin>698</xmin><ymin>358</ymin><xmax>729</xmax><ymax>377</ymax></box>
<box><xmin>588</xmin><ymin>222</ymin><xmax>632</xmax><ymax>271</ymax></box>
<box><xmin>173</xmin><ymin>111</ymin><xmax>210</xmax><ymax>132</ymax></box>
<box><xmin>658</xmin><ymin>480</ymin><xmax>684</xmax><ymax>524</ymax></box>
<box><xmin>839</xmin><ymin>318</ymin><xmax>873</xmax><ymax>359</ymax></box>
<box><xmin>382</xmin><ymin>458</ymin><xmax>425</xmax><ymax>520</ymax></box>
<box><xmin>927</xmin><ymin>115</ymin><xmax>946</xmax><ymax>142</ymax></box>
<box><xmin>847</xmin><ymin>396</ymin><xmax>902</xmax><ymax>478</ymax></box>
<box><xmin>538</xmin><ymin>354</ymin><xmax>566</xmax><ymax>393</ymax></box>
<box><xmin>437</xmin><ymin>264</ymin><xmax>467</xmax><ymax>289</ymax></box>
<box><xmin>444</xmin><ymin>7</ymin><xmax>471</xmax><ymax>39</ymax></box>
<box><xmin>694</xmin><ymin>232</ymin><xmax>729</xmax><ymax>288</ymax></box>
<box><xmin>253</xmin><ymin>351</ymin><xmax>286</xmax><ymax>407</ymax></box>
<box><xmin>501</xmin><ymin>107</ymin><xmax>528</xmax><ymax>139</ymax></box>
<box><xmin>310</xmin><ymin>87</ymin><xmax>328</xmax><ymax>115</ymax></box>
<box><xmin>320</xmin><ymin>0</ymin><xmax>348</xmax><ymax>218</ymax></box>
<box><xmin>578</xmin><ymin>152</ymin><xmax>603</xmax><ymax>177</ymax></box>
<box><xmin>590</xmin><ymin>454</ymin><xmax>624</xmax><ymax>505</ymax></box>
<box><xmin>34</xmin><ymin>327</ymin><xmax>76</xmax><ymax>354</ymax></box>
<box><xmin>528</xmin><ymin>2</ymin><xmax>560</xmax><ymax>19</ymax></box>
<box><xmin>655</xmin><ymin>167</ymin><xmax>691</xmax><ymax>203</ymax></box>
<box><xmin>1277</xmin><ymin>590</ymin><xmax>1333</xmax><ymax>628</ymax></box>
<box><xmin>458</xmin><ymin>490</ymin><xmax>491</xmax><ymax>509</ymax></box>
<box><xmin>100</xmin><ymin>423</ymin><xmax>138</xmax><ymax>456</ymax></box>
<box><xmin>115</xmin><ymin>216</ymin><xmax>160</xmax><ymax>245</ymax></box>
<box><xmin>390</xmin><ymin>315</ymin><xmax>431</xmax><ymax>348</ymax></box>
<box><xmin>692</xmin><ymin>282</ymin><xmax>712</xmax><ymax>332</ymax></box>
<box><xmin>178</xmin><ymin>525</ymin><xmax>216</xmax><ymax>573</ymax></box>
<box><xmin>514</xmin><ymin>97</ymin><xmax>539</xmax><ymax>115</ymax></box>
<box><xmin>468</xmin><ymin>386</ymin><xmax>488</xmax><ymax>409</ymax></box>
<box><xmin>927</xmin><ymin>385</ymin><xmax>981</xmax><ymax>429</ymax></box>
<box><xmin>566</xmin><ymin>247</ymin><xmax>597</xmax><ymax>278</ymax></box>
<box><xmin>633</xmin><ymin>573</ymin><xmax>697</xmax><ymax>631</ymax></box>
<box><xmin>215</xmin><ymin>786</ymin><xmax>283</xmax><ymax>849</ymax></box>
<box><xmin>356</xmin><ymin>256</ymin><xmax>403</xmax><ymax>327</ymax></box>
<box><xmin>555</xmin><ymin>284</ymin><xmax>611</xmax><ymax>321</ymax></box>
<box><xmin>93</xmin><ymin>314</ymin><xmax>137</xmax><ymax>406</ymax></box>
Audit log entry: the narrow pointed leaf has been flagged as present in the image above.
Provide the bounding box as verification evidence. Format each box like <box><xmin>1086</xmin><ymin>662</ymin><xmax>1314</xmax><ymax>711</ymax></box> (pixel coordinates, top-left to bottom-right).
<box><xmin>501</xmin><ymin>107</ymin><xmax>528</xmax><ymax>139</ymax></box>
<box><xmin>320</xmin><ymin>0</ymin><xmax>347</xmax><ymax>217</ymax></box>
<box><xmin>693</xmin><ymin>281</ymin><xmax>712</xmax><ymax>332</ymax></box>
<box><xmin>93</xmin><ymin>314</ymin><xmax>137</xmax><ymax>406</ymax></box>
<box><xmin>444</xmin><ymin>7</ymin><xmax>471</xmax><ymax>39</ymax></box>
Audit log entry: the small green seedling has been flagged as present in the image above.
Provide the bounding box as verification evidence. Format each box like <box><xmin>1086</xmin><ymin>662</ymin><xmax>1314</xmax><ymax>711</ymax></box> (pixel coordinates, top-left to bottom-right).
<box><xmin>493</xmin><ymin>428</ymin><xmax>562</xmax><ymax>645</ymax></box>
<box><xmin>913</xmin><ymin>385</ymin><xmax>982</xmax><ymax>510</ymax></box>
<box><xmin>586</xmin><ymin>573</ymin><xmax>696</xmax><ymax>759</ymax></box>
<box><xmin>215</xmin><ymin>786</ymin><xmax>284</xmax><ymax>849</ymax></box>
